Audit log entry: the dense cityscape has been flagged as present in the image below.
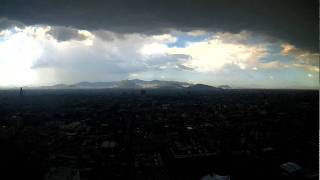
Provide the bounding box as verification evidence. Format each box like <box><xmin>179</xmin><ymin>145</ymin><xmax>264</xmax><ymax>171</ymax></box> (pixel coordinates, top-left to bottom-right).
<box><xmin>0</xmin><ymin>89</ymin><xmax>318</xmax><ymax>180</ymax></box>
<box><xmin>0</xmin><ymin>0</ymin><xmax>318</xmax><ymax>179</ymax></box>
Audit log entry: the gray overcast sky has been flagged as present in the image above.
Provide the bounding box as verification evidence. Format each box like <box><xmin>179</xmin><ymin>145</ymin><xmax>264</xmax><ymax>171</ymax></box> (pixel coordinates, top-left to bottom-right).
<box><xmin>1</xmin><ymin>0</ymin><xmax>318</xmax><ymax>51</ymax></box>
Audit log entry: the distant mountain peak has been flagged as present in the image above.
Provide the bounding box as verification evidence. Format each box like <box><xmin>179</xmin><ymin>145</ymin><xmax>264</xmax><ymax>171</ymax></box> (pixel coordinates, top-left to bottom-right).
<box><xmin>188</xmin><ymin>84</ymin><xmax>220</xmax><ymax>90</ymax></box>
<box><xmin>39</xmin><ymin>79</ymin><xmax>231</xmax><ymax>90</ymax></box>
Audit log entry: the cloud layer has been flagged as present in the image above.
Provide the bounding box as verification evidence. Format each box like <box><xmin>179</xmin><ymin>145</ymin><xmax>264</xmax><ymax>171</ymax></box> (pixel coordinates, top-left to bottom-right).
<box><xmin>0</xmin><ymin>25</ymin><xmax>318</xmax><ymax>88</ymax></box>
<box><xmin>0</xmin><ymin>0</ymin><xmax>318</xmax><ymax>51</ymax></box>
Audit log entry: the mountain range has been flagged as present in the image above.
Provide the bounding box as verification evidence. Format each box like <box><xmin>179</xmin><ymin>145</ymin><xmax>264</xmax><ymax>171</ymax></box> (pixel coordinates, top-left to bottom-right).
<box><xmin>37</xmin><ymin>79</ymin><xmax>231</xmax><ymax>90</ymax></box>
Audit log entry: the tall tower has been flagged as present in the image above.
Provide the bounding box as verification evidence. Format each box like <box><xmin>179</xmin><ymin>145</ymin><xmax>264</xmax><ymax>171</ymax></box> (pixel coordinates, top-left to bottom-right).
<box><xmin>19</xmin><ymin>87</ymin><xmax>23</xmax><ymax>96</ymax></box>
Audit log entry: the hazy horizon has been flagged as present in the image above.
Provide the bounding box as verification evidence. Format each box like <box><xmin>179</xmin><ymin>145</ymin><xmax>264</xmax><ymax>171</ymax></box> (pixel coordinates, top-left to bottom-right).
<box><xmin>0</xmin><ymin>78</ymin><xmax>318</xmax><ymax>90</ymax></box>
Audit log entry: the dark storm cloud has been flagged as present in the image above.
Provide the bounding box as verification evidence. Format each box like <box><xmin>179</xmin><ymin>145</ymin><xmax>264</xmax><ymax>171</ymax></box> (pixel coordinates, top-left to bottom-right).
<box><xmin>47</xmin><ymin>26</ymin><xmax>87</xmax><ymax>42</ymax></box>
<box><xmin>0</xmin><ymin>18</ymin><xmax>24</xmax><ymax>30</ymax></box>
<box><xmin>0</xmin><ymin>0</ymin><xmax>318</xmax><ymax>51</ymax></box>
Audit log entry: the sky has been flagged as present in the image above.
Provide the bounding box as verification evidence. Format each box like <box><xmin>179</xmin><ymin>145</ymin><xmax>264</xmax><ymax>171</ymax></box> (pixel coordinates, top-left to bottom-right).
<box><xmin>0</xmin><ymin>0</ymin><xmax>318</xmax><ymax>89</ymax></box>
